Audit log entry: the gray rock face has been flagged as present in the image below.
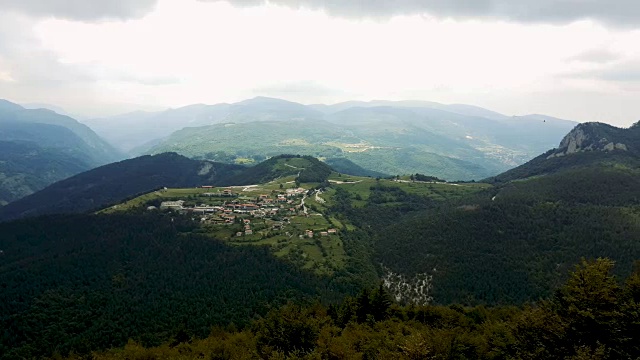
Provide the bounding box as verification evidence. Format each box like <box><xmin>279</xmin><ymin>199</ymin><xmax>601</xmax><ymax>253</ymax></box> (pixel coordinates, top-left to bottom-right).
<box><xmin>604</xmin><ymin>142</ymin><xmax>615</xmax><ymax>151</ymax></box>
<box><xmin>550</xmin><ymin>123</ymin><xmax>628</xmax><ymax>158</ymax></box>
<box><xmin>561</xmin><ymin>128</ymin><xmax>587</xmax><ymax>154</ymax></box>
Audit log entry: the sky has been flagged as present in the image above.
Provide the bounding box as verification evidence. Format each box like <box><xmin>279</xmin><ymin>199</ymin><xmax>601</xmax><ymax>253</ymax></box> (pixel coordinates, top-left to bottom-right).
<box><xmin>0</xmin><ymin>0</ymin><xmax>639</xmax><ymax>125</ymax></box>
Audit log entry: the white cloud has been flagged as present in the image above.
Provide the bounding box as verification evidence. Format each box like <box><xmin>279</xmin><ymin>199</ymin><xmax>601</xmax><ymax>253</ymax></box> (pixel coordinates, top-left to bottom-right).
<box><xmin>0</xmin><ymin>0</ymin><xmax>639</xmax><ymax>124</ymax></box>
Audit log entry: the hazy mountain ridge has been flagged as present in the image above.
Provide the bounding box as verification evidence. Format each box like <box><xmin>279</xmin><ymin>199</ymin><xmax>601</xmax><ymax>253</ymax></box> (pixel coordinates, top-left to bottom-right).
<box><xmin>84</xmin><ymin>97</ymin><xmax>577</xmax><ymax>180</ymax></box>
<box><xmin>0</xmin><ymin>100</ymin><xmax>122</xmax><ymax>204</ymax></box>
<box><xmin>0</xmin><ymin>141</ymin><xmax>89</xmax><ymax>205</ymax></box>
<box><xmin>1</xmin><ymin>102</ymin><xmax>121</xmax><ymax>165</ymax></box>
<box><xmin>144</xmin><ymin>119</ymin><xmax>497</xmax><ymax>180</ymax></box>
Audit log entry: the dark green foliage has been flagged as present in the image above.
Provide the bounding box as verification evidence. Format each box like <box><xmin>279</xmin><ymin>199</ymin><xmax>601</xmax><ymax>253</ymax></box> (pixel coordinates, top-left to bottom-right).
<box><xmin>222</xmin><ymin>155</ymin><xmax>334</xmax><ymax>185</ymax></box>
<box><xmin>374</xmin><ymin>163</ymin><xmax>640</xmax><ymax>305</ymax></box>
<box><xmin>0</xmin><ymin>141</ymin><xmax>89</xmax><ymax>204</ymax></box>
<box><xmin>66</xmin><ymin>260</ymin><xmax>640</xmax><ymax>360</ymax></box>
<box><xmin>413</xmin><ymin>173</ymin><xmax>446</xmax><ymax>182</ymax></box>
<box><xmin>323</xmin><ymin>158</ymin><xmax>388</xmax><ymax>178</ymax></box>
<box><xmin>0</xmin><ymin>213</ymin><xmax>343</xmax><ymax>359</ymax></box>
<box><xmin>513</xmin><ymin>259</ymin><xmax>640</xmax><ymax>359</ymax></box>
<box><xmin>253</xmin><ymin>303</ymin><xmax>326</xmax><ymax>357</ymax></box>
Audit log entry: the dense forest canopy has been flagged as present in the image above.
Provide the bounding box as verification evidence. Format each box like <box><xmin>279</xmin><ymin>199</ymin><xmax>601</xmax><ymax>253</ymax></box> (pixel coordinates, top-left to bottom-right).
<box><xmin>59</xmin><ymin>259</ymin><xmax>640</xmax><ymax>360</ymax></box>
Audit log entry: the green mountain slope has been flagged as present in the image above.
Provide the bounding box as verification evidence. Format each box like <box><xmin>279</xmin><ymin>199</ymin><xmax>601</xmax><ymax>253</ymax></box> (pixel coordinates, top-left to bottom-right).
<box><xmin>222</xmin><ymin>154</ymin><xmax>333</xmax><ymax>185</ymax></box>
<box><xmin>489</xmin><ymin>121</ymin><xmax>640</xmax><ymax>183</ymax></box>
<box><xmin>89</xmin><ymin>97</ymin><xmax>575</xmax><ymax>180</ymax></box>
<box><xmin>0</xmin><ymin>100</ymin><xmax>122</xmax><ymax>204</ymax></box>
<box><xmin>0</xmin><ymin>141</ymin><xmax>88</xmax><ymax>205</ymax></box>
<box><xmin>0</xmin><ymin>153</ymin><xmax>248</xmax><ymax>221</ymax></box>
<box><xmin>0</xmin><ymin>213</ymin><xmax>344</xmax><ymax>359</ymax></box>
<box><xmin>370</xmin><ymin>122</ymin><xmax>640</xmax><ymax>304</ymax></box>
<box><xmin>146</xmin><ymin>119</ymin><xmax>500</xmax><ymax>181</ymax></box>
<box><xmin>323</xmin><ymin>157</ymin><xmax>388</xmax><ymax>177</ymax></box>
<box><xmin>1</xmin><ymin>100</ymin><xmax>120</xmax><ymax>165</ymax></box>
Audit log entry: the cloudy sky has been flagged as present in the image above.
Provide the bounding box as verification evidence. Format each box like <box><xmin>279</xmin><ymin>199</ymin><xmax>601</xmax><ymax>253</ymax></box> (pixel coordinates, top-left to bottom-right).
<box><xmin>0</xmin><ymin>0</ymin><xmax>639</xmax><ymax>125</ymax></box>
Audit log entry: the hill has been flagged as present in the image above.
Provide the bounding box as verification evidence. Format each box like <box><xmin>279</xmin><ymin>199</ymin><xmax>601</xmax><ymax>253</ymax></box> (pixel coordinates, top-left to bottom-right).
<box><xmin>0</xmin><ymin>153</ymin><xmax>246</xmax><ymax>221</ymax></box>
<box><xmin>84</xmin><ymin>97</ymin><xmax>322</xmax><ymax>153</ymax></box>
<box><xmin>0</xmin><ymin>100</ymin><xmax>122</xmax><ymax>204</ymax></box>
<box><xmin>367</xmin><ymin>122</ymin><xmax>640</xmax><ymax>304</ymax></box>
<box><xmin>0</xmin><ymin>141</ymin><xmax>88</xmax><ymax>206</ymax></box>
<box><xmin>54</xmin><ymin>259</ymin><xmax>640</xmax><ymax>360</ymax></box>
<box><xmin>222</xmin><ymin>154</ymin><xmax>334</xmax><ymax>185</ymax></box>
<box><xmin>489</xmin><ymin>121</ymin><xmax>640</xmax><ymax>183</ymax></box>
<box><xmin>323</xmin><ymin>157</ymin><xmax>388</xmax><ymax>177</ymax></box>
<box><xmin>0</xmin><ymin>213</ymin><xmax>345</xmax><ymax>359</ymax></box>
<box><xmin>4</xmin><ymin>133</ymin><xmax>640</xmax><ymax>357</ymax></box>
<box><xmin>145</xmin><ymin>118</ymin><xmax>502</xmax><ymax>181</ymax></box>
<box><xmin>0</xmin><ymin>100</ymin><xmax>120</xmax><ymax>165</ymax></box>
<box><xmin>0</xmin><ymin>154</ymin><xmax>340</xmax><ymax>222</ymax></box>
<box><xmin>86</xmin><ymin>97</ymin><xmax>576</xmax><ymax>180</ymax></box>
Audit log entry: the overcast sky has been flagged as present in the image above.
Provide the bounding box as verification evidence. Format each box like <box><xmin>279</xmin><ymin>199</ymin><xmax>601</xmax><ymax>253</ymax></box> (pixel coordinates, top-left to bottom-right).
<box><xmin>0</xmin><ymin>0</ymin><xmax>639</xmax><ymax>125</ymax></box>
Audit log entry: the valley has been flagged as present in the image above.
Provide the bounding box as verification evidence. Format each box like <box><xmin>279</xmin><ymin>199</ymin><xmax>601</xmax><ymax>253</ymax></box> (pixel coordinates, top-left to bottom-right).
<box><xmin>85</xmin><ymin>97</ymin><xmax>576</xmax><ymax>181</ymax></box>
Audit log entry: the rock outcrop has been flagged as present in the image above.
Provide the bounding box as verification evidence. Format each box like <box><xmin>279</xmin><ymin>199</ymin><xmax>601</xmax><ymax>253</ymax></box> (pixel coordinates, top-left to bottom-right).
<box><xmin>548</xmin><ymin>123</ymin><xmax>628</xmax><ymax>159</ymax></box>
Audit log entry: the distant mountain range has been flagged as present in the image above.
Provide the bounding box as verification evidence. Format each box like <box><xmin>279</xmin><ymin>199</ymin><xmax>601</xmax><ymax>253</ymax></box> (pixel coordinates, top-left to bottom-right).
<box><xmin>0</xmin><ymin>100</ymin><xmax>121</xmax><ymax>205</ymax></box>
<box><xmin>83</xmin><ymin>97</ymin><xmax>578</xmax><ymax>181</ymax></box>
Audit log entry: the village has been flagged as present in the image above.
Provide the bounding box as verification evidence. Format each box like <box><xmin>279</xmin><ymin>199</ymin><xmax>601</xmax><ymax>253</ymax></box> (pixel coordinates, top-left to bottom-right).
<box><xmin>155</xmin><ymin>186</ymin><xmax>339</xmax><ymax>241</ymax></box>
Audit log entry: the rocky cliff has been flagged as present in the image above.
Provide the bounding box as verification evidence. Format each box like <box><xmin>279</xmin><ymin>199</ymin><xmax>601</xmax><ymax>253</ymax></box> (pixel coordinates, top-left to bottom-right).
<box><xmin>548</xmin><ymin>122</ymin><xmax>629</xmax><ymax>159</ymax></box>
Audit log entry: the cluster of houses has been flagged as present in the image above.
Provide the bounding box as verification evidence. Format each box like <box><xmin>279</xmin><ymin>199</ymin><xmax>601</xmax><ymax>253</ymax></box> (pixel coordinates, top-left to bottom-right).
<box><xmin>156</xmin><ymin>187</ymin><xmax>336</xmax><ymax>239</ymax></box>
<box><xmin>301</xmin><ymin>228</ymin><xmax>338</xmax><ymax>239</ymax></box>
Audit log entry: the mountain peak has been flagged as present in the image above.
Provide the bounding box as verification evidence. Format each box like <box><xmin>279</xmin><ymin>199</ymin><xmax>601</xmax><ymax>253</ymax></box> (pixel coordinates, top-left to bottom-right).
<box><xmin>548</xmin><ymin>122</ymin><xmax>630</xmax><ymax>159</ymax></box>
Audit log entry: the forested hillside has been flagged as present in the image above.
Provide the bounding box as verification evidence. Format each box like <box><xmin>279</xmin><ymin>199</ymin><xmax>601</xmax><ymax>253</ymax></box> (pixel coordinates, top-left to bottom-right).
<box><xmin>0</xmin><ymin>213</ymin><xmax>352</xmax><ymax>359</ymax></box>
<box><xmin>0</xmin><ymin>153</ymin><xmax>247</xmax><ymax>221</ymax></box>
<box><xmin>61</xmin><ymin>259</ymin><xmax>640</xmax><ymax>360</ymax></box>
<box><xmin>222</xmin><ymin>155</ymin><xmax>334</xmax><ymax>185</ymax></box>
<box><xmin>0</xmin><ymin>141</ymin><xmax>88</xmax><ymax>205</ymax></box>
<box><xmin>489</xmin><ymin>121</ymin><xmax>640</xmax><ymax>183</ymax></box>
<box><xmin>368</xmin><ymin>124</ymin><xmax>640</xmax><ymax>304</ymax></box>
<box><xmin>0</xmin><ymin>100</ymin><xmax>121</xmax><ymax>204</ymax></box>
